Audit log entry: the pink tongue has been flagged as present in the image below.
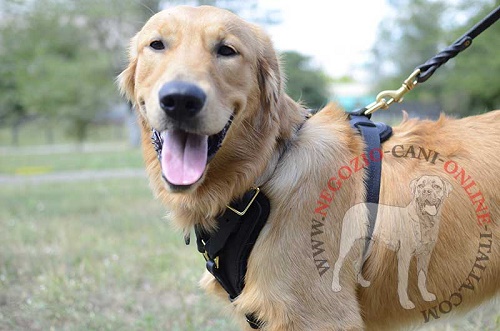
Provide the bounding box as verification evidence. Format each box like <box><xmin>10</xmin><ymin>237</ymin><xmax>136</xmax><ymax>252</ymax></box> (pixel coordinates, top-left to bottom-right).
<box><xmin>161</xmin><ymin>130</ymin><xmax>208</xmax><ymax>186</ymax></box>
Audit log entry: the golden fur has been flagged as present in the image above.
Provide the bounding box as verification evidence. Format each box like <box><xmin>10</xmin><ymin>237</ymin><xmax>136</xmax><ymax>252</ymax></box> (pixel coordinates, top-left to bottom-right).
<box><xmin>119</xmin><ymin>6</ymin><xmax>500</xmax><ymax>330</ymax></box>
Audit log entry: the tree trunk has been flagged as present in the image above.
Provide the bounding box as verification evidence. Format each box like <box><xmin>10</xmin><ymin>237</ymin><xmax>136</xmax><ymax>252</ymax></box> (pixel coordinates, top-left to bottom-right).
<box><xmin>11</xmin><ymin>122</ymin><xmax>20</xmax><ymax>146</ymax></box>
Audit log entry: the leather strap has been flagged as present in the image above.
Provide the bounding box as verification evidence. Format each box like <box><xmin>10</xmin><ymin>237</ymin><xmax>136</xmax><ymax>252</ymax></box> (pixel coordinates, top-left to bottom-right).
<box><xmin>195</xmin><ymin>188</ymin><xmax>269</xmax><ymax>328</ymax></box>
<box><xmin>349</xmin><ymin>112</ymin><xmax>392</xmax><ymax>257</ymax></box>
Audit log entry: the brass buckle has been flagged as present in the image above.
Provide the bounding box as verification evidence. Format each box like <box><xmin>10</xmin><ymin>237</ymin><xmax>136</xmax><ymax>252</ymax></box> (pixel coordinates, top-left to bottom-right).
<box><xmin>226</xmin><ymin>187</ymin><xmax>260</xmax><ymax>216</ymax></box>
<box><xmin>364</xmin><ymin>69</ymin><xmax>421</xmax><ymax>115</ymax></box>
<box><xmin>203</xmin><ymin>251</ymin><xmax>219</xmax><ymax>269</ymax></box>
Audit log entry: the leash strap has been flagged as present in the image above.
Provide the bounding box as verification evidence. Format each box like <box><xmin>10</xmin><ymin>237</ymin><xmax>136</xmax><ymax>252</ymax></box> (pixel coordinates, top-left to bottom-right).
<box><xmin>363</xmin><ymin>5</ymin><xmax>500</xmax><ymax>115</ymax></box>
<box><xmin>416</xmin><ymin>5</ymin><xmax>500</xmax><ymax>83</ymax></box>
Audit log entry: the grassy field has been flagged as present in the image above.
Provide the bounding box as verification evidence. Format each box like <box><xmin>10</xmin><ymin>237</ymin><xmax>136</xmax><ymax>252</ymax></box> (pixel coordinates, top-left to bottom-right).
<box><xmin>0</xmin><ymin>148</ymin><xmax>143</xmax><ymax>175</ymax></box>
<box><xmin>0</xmin><ymin>177</ymin><xmax>239</xmax><ymax>331</ymax></box>
<box><xmin>0</xmin><ymin>144</ymin><xmax>498</xmax><ymax>331</ymax></box>
<box><xmin>0</xmin><ymin>121</ymin><xmax>130</xmax><ymax>147</ymax></box>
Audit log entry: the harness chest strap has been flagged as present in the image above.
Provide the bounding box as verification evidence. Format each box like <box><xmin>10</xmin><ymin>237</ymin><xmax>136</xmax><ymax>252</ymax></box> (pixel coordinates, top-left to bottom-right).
<box><xmin>195</xmin><ymin>187</ymin><xmax>269</xmax><ymax>329</ymax></box>
<box><xmin>186</xmin><ymin>113</ymin><xmax>392</xmax><ymax>329</ymax></box>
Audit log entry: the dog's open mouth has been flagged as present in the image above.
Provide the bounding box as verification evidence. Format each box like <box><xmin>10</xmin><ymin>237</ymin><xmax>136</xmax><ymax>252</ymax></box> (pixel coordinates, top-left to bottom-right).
<box><xmin>422</xmin><ymin>199</ymin><xmax>439</xmax><ymax>216</ymax></box>
<box><xmin>151</xmin><ymin>117</ymin><xmax>232</xmax><ymax>188</ymax></box>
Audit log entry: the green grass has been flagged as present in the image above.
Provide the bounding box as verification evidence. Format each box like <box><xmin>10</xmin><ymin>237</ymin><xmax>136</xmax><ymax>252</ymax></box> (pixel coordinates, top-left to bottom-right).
<box><xmin>0</xmin><ymin>121</ymin><xmax>129</xmax><ymax>147</ymax></box>
<box><xmin>0</xmin><ymin>178</ymin><xmax>239</xmax><ymax>331</ymax></box>
<box><xmin>0</xmin><ymin>148</ymin><xmax>144</xmax><ymax>175</ymax></box>
<box><xmin>1</xmin><ymin>146</ymin><xmax>498</xmax><ymax>331</ymax></box>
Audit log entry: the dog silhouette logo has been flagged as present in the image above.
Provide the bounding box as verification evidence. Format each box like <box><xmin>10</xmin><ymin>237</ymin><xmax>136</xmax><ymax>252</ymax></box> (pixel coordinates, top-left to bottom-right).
<box><xmin>332</xmin><ymin>175</ymin><xmax>452</xmax><ymax>309</ymax></box>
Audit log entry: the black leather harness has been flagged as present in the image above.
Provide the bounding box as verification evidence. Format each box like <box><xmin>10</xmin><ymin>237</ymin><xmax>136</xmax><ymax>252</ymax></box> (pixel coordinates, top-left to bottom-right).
<box><xmin>166</xmin><ymin>111</ymin><xmax>392</xmax><ymax>329</ymax></box>
<box><xmin>194</xmin><ymin>187</ymin><xmax>268</xmax><ymax>329</ymax></box>
<box><xmin>348</xmin><ymin>110</ymin><xmax>392</xmax><ymax>257</ymax></box>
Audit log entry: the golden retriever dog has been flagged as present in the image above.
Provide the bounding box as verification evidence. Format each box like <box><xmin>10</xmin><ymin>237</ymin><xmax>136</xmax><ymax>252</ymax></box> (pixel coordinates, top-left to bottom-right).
<box><xmin>118</xmin><ymin>6</ymin><xmax>500</xmax><ymax>331</ymax></box>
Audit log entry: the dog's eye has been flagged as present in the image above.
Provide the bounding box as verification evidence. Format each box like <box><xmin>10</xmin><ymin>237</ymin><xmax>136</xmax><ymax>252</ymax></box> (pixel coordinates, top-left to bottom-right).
<box><xmin>150</xmin><ymin>40</ymin><xmax>165</xmax><ymax>51</ymax></box>
<box><xmin>217</xmin><ymin>44</ymin><xmax>238</xmax><ymax>57</ymax></box>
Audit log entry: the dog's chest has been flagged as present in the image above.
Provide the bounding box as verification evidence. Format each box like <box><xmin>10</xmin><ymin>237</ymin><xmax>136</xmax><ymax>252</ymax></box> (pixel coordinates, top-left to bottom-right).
<box><xmin>411</xmin><ymin>218</ymin><xmax>438</xmax><ymax>248</ymax></box>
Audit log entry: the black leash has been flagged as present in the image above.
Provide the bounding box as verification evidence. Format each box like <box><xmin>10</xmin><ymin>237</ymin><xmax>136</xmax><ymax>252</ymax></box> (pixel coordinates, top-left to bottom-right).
<box><xmin>363</xmin><ymin>5</ymin><xmax>500</xmax><ymax>115</ymax></box>
<box><xmin>416</xmin><ymin>5</ymin><xmax>500</xmax><ymax>83</ymax></box>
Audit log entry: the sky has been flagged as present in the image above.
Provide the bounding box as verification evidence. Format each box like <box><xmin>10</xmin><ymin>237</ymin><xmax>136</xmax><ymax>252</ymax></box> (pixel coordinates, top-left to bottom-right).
<box><xmin>252</xmin><ymin>0</ymin><xmax>389</xmax><ymax>80</ymax></box>
<box><xmin>160</xmin><ymin>0</ymin><xmax>390</xmax><ymax>80</ymax></box>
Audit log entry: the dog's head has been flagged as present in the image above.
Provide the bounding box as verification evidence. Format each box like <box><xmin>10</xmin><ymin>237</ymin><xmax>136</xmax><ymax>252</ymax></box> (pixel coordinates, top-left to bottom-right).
<box><xmin>410</xmin><ymin>175</ymin><xmax>452</xmax><ymax>217</ymax></box>
<box><xmin>118</xmin><ymin>6</ymin><xmax>282</xmax><ymax>192</ymax></box>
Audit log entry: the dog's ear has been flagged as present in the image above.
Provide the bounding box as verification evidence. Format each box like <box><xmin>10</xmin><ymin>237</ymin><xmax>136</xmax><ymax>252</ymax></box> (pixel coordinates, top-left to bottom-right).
<box><xmin>257</xmin><ymin>33</ymin><xmax>282</xmax><ymax>112</ymax></box>
<box><xmin>442</xmin><ymin>178</ymin><xmax>453</xmax><ymax>197</ymax></box>
<box><xmin>117</xmin><ymin>34</ymin><xmax>139</xmax><ymax>105</ymax></box>
<box><xmin>409</xmin><ymin>177</ymin><xmax>418</xmax><ymax>196</ymax></box>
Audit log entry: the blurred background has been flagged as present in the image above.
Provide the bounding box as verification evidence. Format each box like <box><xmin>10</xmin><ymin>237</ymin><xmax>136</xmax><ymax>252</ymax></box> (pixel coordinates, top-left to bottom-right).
<box><xmin>0</xmin><ymin>0</ymin><xmax>499</xmax><ymax>330</ymax></box>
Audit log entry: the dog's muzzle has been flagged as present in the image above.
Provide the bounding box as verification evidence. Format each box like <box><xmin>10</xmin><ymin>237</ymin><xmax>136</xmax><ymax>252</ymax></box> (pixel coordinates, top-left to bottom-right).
<box><xmin>151</xmin><ymin>116</ymin><xmax>233</xmax><ymax>189</ymax></box>
<box><xmin>148</xmin><ymin>81</ymin><xmax>234</xmax><ymax>189</ymax></box>
<box><xmin>418</xmin><ymin>194</ymin><xmax>441</xmax><ymax>216</ymax></box>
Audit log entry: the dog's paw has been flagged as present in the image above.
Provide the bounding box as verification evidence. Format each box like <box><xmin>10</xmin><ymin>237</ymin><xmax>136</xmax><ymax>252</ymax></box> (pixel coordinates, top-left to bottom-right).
<box><xmin>332</xmin><ymin>282</ymin><xmax>342</xmax><ymax>292</ymax></box>
<box><xmin>400</xmin><ymin>300</ymin><xmax>416</xmax><ymax>310</ymax></box>
<box><xmin>422</xmin><ymin>292</ymin><xmax>436</xmax><ymax>302</ymax></box>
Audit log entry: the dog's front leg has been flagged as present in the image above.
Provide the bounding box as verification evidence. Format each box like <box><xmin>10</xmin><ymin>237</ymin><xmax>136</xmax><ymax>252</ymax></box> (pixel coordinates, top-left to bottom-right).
<box><xmin>416</xmin><ymin>250</ymin><xmax>436</xmax><ymax>302</ymax></box>
<box><xmin>397</xmin><ymin>248</ymin><xmax>415</xmax><ymax>309</ymax></box>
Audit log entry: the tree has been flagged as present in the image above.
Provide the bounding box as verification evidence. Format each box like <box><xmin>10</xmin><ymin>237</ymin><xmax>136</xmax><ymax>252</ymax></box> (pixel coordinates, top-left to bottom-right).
<box><xmin>281</xmin><ymin>51</ymin><xmax>331</xmax><ymax>111</ymax></box>
<box><xmin>371</xmin><ymin>0</ymin><xmax>451</xmax><ymax>110</ymax></box>
<box><xmin>370</xmin><ymin>0</ymin><xmax>499</xmax><ymax>116</ymax></box>
<box><xmin>1</xmin><ymin>2</ymin><xmax>87</xmax><ymax>141</ymax></box>
<box><xmin>442</xmin><ymin>2</ymin><xmax>500</xmax><ymax>114</ymax></box>
<box><xmin>0</xmin><ymin>58</ymin><xmax>31</xmax><ymax>144</ymax></box>
<box><xmin>0</xmin><ymin>0</ymin><xmax>149</xmax><ymax>143</ymax></box>
<box><xmin>0</xmin><ymin>0</ymin><xmax>279</xmax><ymax>144</ymax></box>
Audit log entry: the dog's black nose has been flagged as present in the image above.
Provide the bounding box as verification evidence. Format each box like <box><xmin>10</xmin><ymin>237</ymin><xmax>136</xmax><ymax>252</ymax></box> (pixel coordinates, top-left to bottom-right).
<box><xmin>159</xmin><ymin>81</ymin><xmax>206</xmax><ymax>120</ymax></box>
